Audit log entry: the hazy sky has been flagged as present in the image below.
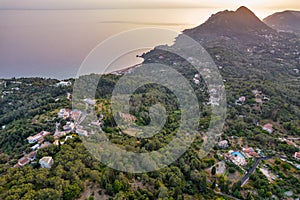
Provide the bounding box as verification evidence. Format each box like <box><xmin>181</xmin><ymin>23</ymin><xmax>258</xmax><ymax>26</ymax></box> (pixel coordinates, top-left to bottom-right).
<box><xmin>0</xmin><ymin>0</ymin><xmax>299</xmax><ymax>10</ymax></box>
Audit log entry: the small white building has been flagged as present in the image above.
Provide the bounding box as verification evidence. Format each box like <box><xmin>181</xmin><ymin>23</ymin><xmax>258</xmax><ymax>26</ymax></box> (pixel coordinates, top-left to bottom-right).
<box><xmin>39</xmin><ymin>156</ymin><xmax>54</xmax><ymax>169</ymax></box>
<box><xmin>238</xmin><ymin>96</ymin><xmax>246</xmax><ymax>103</ymax></box>
<box><xmin>56</xmin><ymin>81</ymin><xmax>71</xmax><ymax>87</ymax></box>
<box><xmin>218</xmin><ymin>140</ymin><xmax>229</xmax><ymax>148</ymax></box>
<box><xmin>84</xmin><ymin>98</ymin><xmax>96</xmax><ymax>106</ymax></box>
<box><xmin>31</xmin><ymin>144</ymin><xmax>40</xmax><ymax>150</ymax></box>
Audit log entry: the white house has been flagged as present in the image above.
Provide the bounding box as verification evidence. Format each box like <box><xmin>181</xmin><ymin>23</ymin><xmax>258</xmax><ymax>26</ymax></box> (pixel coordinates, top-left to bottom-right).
<box><xmin>31</xmin><ymin>144</ymin><xmax>40</xmax><ymax>150</ymax></box>
<box><xmin>218</xmin><ymin>140</ymin><xmax>229</xmax><ymax>148</ymax></box>
<box><xmin>27</xmin><ymin>134</ymin><xmax>43</xmax><ymax>144</ymax></box>
<box><xmin>56</xmin><ymin>81</ymin><xmax>71</xmax><ymax>87</ymax></box>
<box><xmin>39</xmin><ymin>156</ymin><xmax>54</xmax><ymax>168</ymax></box>
<box><xmin>83</xmin><ymin>98</ymin><xmax>96</xmax><ymax>106</ymax></box>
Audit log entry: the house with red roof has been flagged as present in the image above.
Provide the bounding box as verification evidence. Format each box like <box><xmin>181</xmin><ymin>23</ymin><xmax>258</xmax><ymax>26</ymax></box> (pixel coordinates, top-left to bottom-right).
<box><xmin>262</xmin><ymin>123</ymin><xmax>273</xmax><ymax>134</ymax></box>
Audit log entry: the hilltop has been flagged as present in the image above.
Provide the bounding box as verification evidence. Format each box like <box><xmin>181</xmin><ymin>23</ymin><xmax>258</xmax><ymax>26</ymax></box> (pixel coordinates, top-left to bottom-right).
<box><xmin>264</xmin><ymin>10</ymin><xmax>300</xmax><ymax>34</ymax></box>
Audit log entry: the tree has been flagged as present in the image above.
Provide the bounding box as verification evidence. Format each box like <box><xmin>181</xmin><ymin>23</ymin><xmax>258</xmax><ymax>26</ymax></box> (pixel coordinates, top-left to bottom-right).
<box><xmin>113</xmin><ymin>180</ymin><xmax>123</xmax><ymax>193</ymax></box>
<box><xmin>63</xmin><ymin>184</ymin><xmax>81</xmax><ymax>200</ymax></box>
<box><xmin>211</xmin><ymin>166</ymin><xmax>216</xmax><ymax>175</ymax></box>
<box><xmin>158</xmin><ymin>184</ymin><xmax>168</xmax><ymax>199</ymax></box>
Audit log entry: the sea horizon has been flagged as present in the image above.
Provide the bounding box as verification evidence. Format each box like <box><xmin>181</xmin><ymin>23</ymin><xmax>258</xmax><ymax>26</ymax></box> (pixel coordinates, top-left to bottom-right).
<box><xmin>0</xmin><ymin>8</ymin><xmax>290</xmax><ymax>80</ymax></box>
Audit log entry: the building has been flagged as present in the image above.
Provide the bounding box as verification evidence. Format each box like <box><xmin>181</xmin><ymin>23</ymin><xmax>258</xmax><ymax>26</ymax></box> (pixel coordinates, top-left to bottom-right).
<box><xmin>18</xmin><ymin>157</ymin><xmax>30</xmax><ymax>167</ymax></box>
<box><xmin>208</xmin><ymin>97</ymin><xmax>220</xmax><ymax>106</ymax></box>
<box><xmin>262</xmin><ymin>123</ymin><xmax>273</xmax><ymax>134</ymax></box>
<box><xmin>63</xmin><ymin>122</ymin><xmax>75</xmax><ymax>131</ymax></box>
<box><xmin>227</xmin><ymin>151</ymin><xmax>247</xmax><ymax>166</ymax></box>
<box><xmin>218</xmin><ymin>140</ymin><xmax>229</xmax><ymax>148</ymax></box>
<box><xmin>193</xmin><ymin>78</ymin><xmax>200</xmax><ymax>85</ymax></box>
<box><xmin>53</xmin><ymin>139</ymin><xmax>60</xmax><ymax>146</ymax></box>
<box><xmin>27</xmin><ymin>131</ymin><xmax>51</xmax><ymax>144</ymax></box>
<box><xmin>39</xmin><ymin>156</ymin><xmax>54</xmax><ymax>168</ymax></box>
<box><xmin>76</xmin><ymin>129</ymin><xmax>88</xmax><ymax>136</ymax></box>
<box><xmin>294</xmin><ymin>152</ymin><xmax>300</xmax><ymax>160</ymax></box>
<box><xmin>83</xmin><ymin>98</ymin><xmax>96</xmax><ymax>106</ymax></box>
<box><xmin>40</xmin><ymin>142</ymin><xmax>52</xmax><ymax>149</ymax></box>
<box><xmin>238</xmin><ymin>96</ymin><xmax>246</xmax><ymax>103</ymax></box>
<box><xmin>27</xmin><ymin>151</ymin><xmax>37</xmax><ymax>161</ymax></box>
<box><xmin>70</xmin><ymin>110</ymin><xmax>82</xmax><ymax>121</ymax></box>
<box><xmin>54</xmin><ymin>131</ymin><xmax>67</xmax><ymax>140</ymax></box>
<box><xmin>27</xmin><ymin>135</ymin><xmax>42</xmax><ymax>144</ymax></box>
<box><xmin>31</xmin><ymin>143</ymin><xmax>40</xmax><ymax>150</ymax></box>
<box><xmin>91</xmin><ymin>121</ymin><xmax>101</xmax><ymax>127</ymax></box>
<box><xmin>58</xmin><ymin>109</ymin><xmax>70</xmax><ymax>119</ymax></box>
<box><xmin>56</xmin><ymin>81</ymin><xmax>71</xmax><ymax>87</ymax></box>
<box><xmin>243</xmin><ymin>147</ymin><xmax>259</xmax><ymax>158</ymax></box>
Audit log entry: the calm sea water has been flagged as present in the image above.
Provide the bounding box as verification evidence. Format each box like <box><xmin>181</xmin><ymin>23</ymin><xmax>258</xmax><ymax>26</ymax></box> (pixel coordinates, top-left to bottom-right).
<box><xmin>0</xmin><ymin>8</ymin><xmax>277</xmax><ymax>79</ymax></box>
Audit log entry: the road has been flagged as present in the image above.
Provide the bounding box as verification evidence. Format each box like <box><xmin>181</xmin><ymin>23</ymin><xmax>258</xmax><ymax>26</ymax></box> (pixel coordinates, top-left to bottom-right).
<box><xmin>241</xmin><ymin>156</ymin><xmax>271</xmax><ymax>187</ymax></box>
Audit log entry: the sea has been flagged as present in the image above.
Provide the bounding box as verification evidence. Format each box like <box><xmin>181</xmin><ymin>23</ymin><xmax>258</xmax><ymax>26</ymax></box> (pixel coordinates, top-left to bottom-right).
<box><xmin>0</xmin><ymin>8</ymin><xmax>278</xmax><ymax>79</ymax></box>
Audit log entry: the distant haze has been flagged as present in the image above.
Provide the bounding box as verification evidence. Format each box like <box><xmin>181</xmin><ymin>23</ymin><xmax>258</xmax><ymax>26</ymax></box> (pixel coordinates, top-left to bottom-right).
<box><xmin>0</xmin><ymin>6</ymin><xmax>298</xmax><ymax>79</ymax></box>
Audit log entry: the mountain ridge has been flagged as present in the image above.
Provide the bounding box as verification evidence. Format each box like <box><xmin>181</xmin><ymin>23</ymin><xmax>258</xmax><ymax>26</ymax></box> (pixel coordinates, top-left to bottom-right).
<box><xmin>183</xmin><ymin>6</ymin><xmax>276</xmax><ymax>41</ymax></box>
<box><xmin>263</xmin><ymin>10</ymin><xmax>300</xmax><ymax>34</ymax></box>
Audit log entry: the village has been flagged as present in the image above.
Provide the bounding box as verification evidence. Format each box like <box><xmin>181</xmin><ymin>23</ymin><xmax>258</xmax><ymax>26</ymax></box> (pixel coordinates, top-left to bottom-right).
<box><xmin>13</xmin><ymin>97</ymin><xmax>98</xmax><ymax>169</ymax></box>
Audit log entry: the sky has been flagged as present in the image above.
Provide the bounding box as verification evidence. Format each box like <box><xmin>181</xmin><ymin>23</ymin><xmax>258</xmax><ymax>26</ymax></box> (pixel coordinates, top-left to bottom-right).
<box><xmin>0</xmin><ymin>0</ymin><xmax>299</xmax><ymax>10</ymax></box>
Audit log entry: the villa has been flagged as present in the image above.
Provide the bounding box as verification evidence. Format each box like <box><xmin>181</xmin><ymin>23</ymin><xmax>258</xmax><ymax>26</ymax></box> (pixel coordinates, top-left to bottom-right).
<box><xmin>39</xmin><ymin>156</ymin><xmax>54</xmax><ymax>169</ymax></box>
<box><xmin>27</xmin><ymin>134</ymin><xmax>42</xmax><ymax>144</ymax></box>
<box><xmin>17</xmin><ymin>157</ymin><xmax>30</xmax><ymax>167</ymax></box>
<box><xmin>242</xmin><ymin>147</ymin><xmax>259</xmax><ymax>158</ymax></box>
<box><xmin>56</xmin><ymin>81</ymin><xmax>71</xmax><ymax>87</ymax></box>
<box><xmin>40</xmin><ymin>142</ymin><xmax>52</xmax><ymax>149</ymax></box>
<box><xmin>58</xmin><ymin>108</ymin><xmax>70</xmax><ymax>119</ymax></box>
<box><xmin>262</xmin><ymin>123</ymin><xmax>273</xmax><ymax>133</ymax></box>
<box><xmin>218</xmin><ymin>140</ymin><xmax>229</xmax><ymax>148</ymax></box>
<box><xmin>27</xmin><ymin>151</ymin><xmax>37</xmax><ymax>161</ymax></box>
<box><xmin>15</xmin><ymin>151</ymin><xmax>37</xmax><ymax>167</ymax></box>
<box><xmin>54</xmin><ymin>131</ymin><xmax>67</xmax><ymax>140</ymax></box>
<box><xmin>27</xmin><ymin>131</ymin><xmax>51</xmax><ymax>144</ymax></box>
<box><xmin>70</xmin><ymin>110</ymin><xmax>82</xmax><ymax>121</ymax></box>
<box><xmin>31</xmin><ymin>143</ymin><xmax>40</xmax><ymax>150</ymax></box>
<box><xmin>63</xmin><ymin>122</ymin><xmax>75</xmax><ymax>131</ymax></box>
<box><xmin>294</xmin><ymin>152</ymin><xmax>300</xmax><ymax>160</ymax></box>
<box><xmin>227</xmin><ymin>150</ymin><xmax>247</xmax><ymax>166</ymax></box>
<box><xmin>84</xmin><ymin>98</ymin><xmax>96</xmax><ymax>106</ymax></box>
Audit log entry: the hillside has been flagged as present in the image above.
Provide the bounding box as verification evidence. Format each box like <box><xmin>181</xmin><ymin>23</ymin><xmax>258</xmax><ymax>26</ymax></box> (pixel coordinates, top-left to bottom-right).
<box><xmin>264</xmin><ymin>10</ymin><xmax>300</xmax><ymax>34</ymax></box>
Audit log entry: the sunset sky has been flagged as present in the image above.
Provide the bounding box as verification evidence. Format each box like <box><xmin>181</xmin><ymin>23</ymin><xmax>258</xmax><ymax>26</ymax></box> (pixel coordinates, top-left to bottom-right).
<box><xmin>0</xmin><ymin>0</ymin><xmax>299</xmax><ymax>10</ymax></box>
